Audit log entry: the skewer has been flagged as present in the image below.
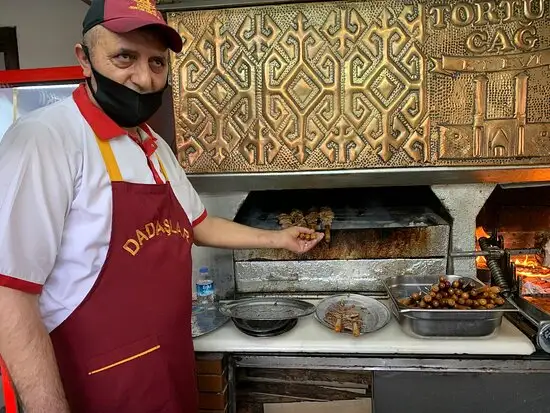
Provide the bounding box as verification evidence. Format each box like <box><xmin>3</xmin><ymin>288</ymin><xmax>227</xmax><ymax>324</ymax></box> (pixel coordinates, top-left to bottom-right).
<box><xmin>290</xmin><ymin>209</ymin><xmax>303</xmax><ymax>222</ymax></box>
<box><xmin>305</xmin><ymin>208</ymin><xmax>319</xmax><ymax>230</ymax></box>
<box><xmin>319</xmin><ymin>206</ymin><xmax>334</xmax><ymax>243</ymax></box>
<box><xmin>294</xmin><ymin>213</ymin><xmax>309</xmax><ymax>240</ymax></box>
<box><xmin>305</xmin><ymin>208</ymin><xmax>319</xmax><ymax>241</ymax></box>
<box><xmin>324</xmin><ymin>302</ymin><xmax>363</xmax><ymax>336</ymax></box>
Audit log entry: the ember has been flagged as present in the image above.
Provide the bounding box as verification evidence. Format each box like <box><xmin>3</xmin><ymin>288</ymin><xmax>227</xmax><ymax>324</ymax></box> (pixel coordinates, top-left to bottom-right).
<box><xmin>475</xmin><ymin>226</ymin><xmax>550</xmax><ymax>295</ymax></box>
<box><xmin>475</xmin><ymin>226</ymin><xmax>489</xmax><ymax>269</ymax></box>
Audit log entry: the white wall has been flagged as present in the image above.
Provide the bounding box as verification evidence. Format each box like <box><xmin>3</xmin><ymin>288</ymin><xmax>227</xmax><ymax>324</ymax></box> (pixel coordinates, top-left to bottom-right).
<box><xmin>0</xmin><ymin>0</ymin><xmax>89</xmax><ymax>69</ymax></box>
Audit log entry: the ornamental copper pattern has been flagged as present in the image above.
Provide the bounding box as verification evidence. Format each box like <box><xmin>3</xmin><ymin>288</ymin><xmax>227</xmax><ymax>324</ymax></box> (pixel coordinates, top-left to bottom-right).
<box><xmin>167</xmin><ymin>0</ymin><xmax>550</xmax><ymax>173</ymax></box>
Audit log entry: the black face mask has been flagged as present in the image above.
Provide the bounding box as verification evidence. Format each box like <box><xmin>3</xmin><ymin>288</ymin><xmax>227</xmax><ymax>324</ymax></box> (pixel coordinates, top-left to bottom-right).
<box><xmin>85</xmin><ymin>61</ymin><xmax>167</xmax><ymax>128</ymax></box>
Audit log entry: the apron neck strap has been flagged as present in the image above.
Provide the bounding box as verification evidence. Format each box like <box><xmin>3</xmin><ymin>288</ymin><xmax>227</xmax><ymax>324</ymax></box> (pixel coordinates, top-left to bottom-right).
<box><xmin>95</xmin><ymin>135</ymin><xmax>169</xmax><ymax>183</ymax></box>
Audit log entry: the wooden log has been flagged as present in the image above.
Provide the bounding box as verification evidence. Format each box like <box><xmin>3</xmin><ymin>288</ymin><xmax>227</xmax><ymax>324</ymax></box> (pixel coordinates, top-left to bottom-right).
<box><xmin>237</xmin><ymin>368</ymin><xmax>371</xmax><ymax>389</ymax></box>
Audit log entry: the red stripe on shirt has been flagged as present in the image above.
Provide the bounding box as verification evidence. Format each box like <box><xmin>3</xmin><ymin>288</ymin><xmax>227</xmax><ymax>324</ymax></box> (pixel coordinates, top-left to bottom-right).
<box><xmin>193</xmin><ymin>210</ymin><xmax>208</xmax><ymax>227</ymax></box>
<box><xmin>0</xmin><ymin>274</ymin><xmax>43</xmax><ymax>294</ymax></box>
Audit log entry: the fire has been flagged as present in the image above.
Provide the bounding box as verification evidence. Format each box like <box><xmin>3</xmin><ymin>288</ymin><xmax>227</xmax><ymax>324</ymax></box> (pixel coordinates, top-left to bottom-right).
<box><xmin>475</xmin><ymin>226</ymin><xmax>489</xmax><ymax>269</ymax></box>
<box><xmin>475</xmin><ymin>226</ymin><xmax>550</xmax><ymax>278</ymax></box>
<box><xmin>514</xmin><ymin>255</ymin><xmax>541</xmax><ymax>268</ymax></box>
<box><xmin>514</xmin><ymin>255</ymin><xmax>550</xmax><ymax>277</ymax></box>
<box><xmin>476</xmin><ymin>226</ymin><xmax>490</xmax><ymax>239</ymax></box>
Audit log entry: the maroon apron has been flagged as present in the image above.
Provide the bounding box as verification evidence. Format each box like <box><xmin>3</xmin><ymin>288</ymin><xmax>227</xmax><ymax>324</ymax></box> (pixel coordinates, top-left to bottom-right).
<box><xmin>49</xmin><ymin>135</ymin><xmax>198</xmax><ymax>413</ymax></box>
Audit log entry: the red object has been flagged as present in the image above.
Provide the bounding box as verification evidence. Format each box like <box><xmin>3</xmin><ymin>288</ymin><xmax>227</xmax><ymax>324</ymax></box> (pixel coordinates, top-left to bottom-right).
<box><xmin>0</xmin><ymin>357</ymin><xmax>18</xmax><ymax>413</ymax></box>
<box><xmin>84</xmin><ymin>0</ymin><xmax>183</xmax><ymax>52</ymax></box>
<box><xmin>0</xmin><ymin>273</ymin><xmax>42</xmax><ymax>294</ymax></box>
<box><xmin>49</xmin><ymin>131</ymin><xmax>198</xmax><ymax>411</ymax></box>
<box><xmin>128</xmin><ymin>131</ymin><xmax>165</xmax><ymax>184</ymax></box>
<box><xmin>0</xmin><ymin>66</ymin><xmax>84</xmax><ymax>86</ymax></box>
<box><xmin>72</xmin><ymin>83</ymin><xmax>164</xmax><ymax>184</ymax></box>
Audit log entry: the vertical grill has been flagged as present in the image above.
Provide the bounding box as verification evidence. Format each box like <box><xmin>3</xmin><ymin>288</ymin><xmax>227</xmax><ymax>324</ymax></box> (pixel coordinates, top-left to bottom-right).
<box><xmin>231</xmin><ymin>187</ymin><xmax>450</xmax><ymax>297</ymax></box>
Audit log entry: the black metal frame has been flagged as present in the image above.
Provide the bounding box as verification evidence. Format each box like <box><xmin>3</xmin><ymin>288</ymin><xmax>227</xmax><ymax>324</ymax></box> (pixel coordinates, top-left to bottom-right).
<box><xmin>229</xmin><ymin>352</ymin><xmax>550</xmax><ymax>413</ymax></box>
<box><xmin>0</xmin><ymin>27</ymin><xmax>20</xmax><ymax>71</ymax></box>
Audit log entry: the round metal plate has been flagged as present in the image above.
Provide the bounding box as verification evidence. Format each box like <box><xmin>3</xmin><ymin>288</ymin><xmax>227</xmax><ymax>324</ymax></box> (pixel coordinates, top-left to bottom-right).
<box><xmin>232</xmin><ymin>318</ymin><xmax>292</xmax><ymax>333</ymax></box>
<box><xmin>233</xmin><ymin>318</ymin><xmax>298</xmax><ymax>337</ymax></box>
<box><xmin>314</xmin><ymin>294</ymin><xmax>391</xmax><ymax>336</ymax></box>
<box><xmin>191</xmin><ymin>304</ymin><xmax>230</xmax><ymax>338</ymax></box>
<box><xmin>218</xmin><ymin>298</ymin><xmax>315</xmax><ymax>320</ymax></box>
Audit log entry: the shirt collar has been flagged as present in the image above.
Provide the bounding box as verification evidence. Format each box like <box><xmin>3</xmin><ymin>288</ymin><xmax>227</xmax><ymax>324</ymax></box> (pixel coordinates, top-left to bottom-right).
<box><xmin>72</xmin><ymin>83</ymin><xmax>156</xmax><ymax>143</ymax></box>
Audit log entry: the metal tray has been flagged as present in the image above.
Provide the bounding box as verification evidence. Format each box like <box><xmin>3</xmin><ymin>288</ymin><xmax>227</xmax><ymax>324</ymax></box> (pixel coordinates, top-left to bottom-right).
<box><xmin>383</xmin><ymin>275</ymin><xmax>518</xmax><ymax>338</ymax></box>
<box><xmin>191</xmin><ymin>304</ymin><xmax>230</xmax><ymax>338</ymax></box>
<box><xmin>218</xmin><ymin>297</ymin><xmax>315</xmax><ymax>320</ymax></box>
<box><xmin>314</xmin><ymin>294</ymin><xmax>391</xmax><ymax>336</ymax></box>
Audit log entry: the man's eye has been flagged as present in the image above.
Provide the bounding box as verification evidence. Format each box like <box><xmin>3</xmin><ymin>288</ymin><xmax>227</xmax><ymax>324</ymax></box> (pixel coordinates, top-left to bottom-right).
<box><xmin>151</xmin><ymin>58</ymin><xmax>165</xmax><ymax>67</ymax></box>
<box><xmin>116</xmin><ymin>54</ymin><xmax>133</xmax><ymax>61</ymax></box>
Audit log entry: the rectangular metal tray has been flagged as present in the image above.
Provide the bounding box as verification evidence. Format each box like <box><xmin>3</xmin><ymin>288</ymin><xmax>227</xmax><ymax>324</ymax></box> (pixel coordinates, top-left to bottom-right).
<box><xmin>383</xmin><ymin>275</ymin><xmax>518</xmax><ymax>338</ymax></box>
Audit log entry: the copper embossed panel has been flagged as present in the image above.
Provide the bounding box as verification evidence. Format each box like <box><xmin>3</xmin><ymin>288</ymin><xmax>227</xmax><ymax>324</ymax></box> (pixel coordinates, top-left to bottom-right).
<box><xmin>167</xmin><ymin>0</ymin><xmax>550</xmax><ymax>173</ymax></box>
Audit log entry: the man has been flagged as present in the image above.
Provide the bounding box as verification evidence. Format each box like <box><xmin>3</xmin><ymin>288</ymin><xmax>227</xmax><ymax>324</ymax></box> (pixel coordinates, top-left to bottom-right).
<box><xmin>0</xmin><ymin>1</ymin><xmax>323</xmax><ymax>412</ymax></box>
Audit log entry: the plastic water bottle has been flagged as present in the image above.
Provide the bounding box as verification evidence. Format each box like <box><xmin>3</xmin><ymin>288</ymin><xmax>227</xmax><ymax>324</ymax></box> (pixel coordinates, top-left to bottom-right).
<box><xmin>195</xmin><ymin>267</ymin><xmax>215</xmax><ymax>308</ymax></box>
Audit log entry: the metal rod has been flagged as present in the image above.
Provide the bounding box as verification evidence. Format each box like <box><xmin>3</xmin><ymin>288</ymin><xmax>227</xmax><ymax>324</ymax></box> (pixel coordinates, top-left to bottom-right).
<box><xmin>450</xmin><ymin>251</ymin><xmax>502</xmax><ymax>258</ymax></box>
<box><xmin>450</xmin><ymin>248</ymin><xmax>542</xmax><ymax>258</ymax></box>
<box><xmin>508</xmin><ymin>248</ymin><xmax>543</xmax><ymax>256</ymax></box>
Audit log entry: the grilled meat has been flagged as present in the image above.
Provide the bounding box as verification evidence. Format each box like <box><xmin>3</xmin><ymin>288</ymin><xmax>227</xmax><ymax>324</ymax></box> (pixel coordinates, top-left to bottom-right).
<box><xmin>324</xmin><ymin>301</ymin><xmax>363</xmax><ymax>337</ymax></box>
<box><xmin>305</xmin><ymin>208</ymin><xmax>319</xmax><ymax>230</ymax></box>
<box><xmin>319</xmin><ymin>206</ymin><xmax>334</xmax><ymax>243</ymax></box>
<box><xmin>277</xmin><ymin>213</ymin><xmax>293</xmax><ymax>229</ymax></box>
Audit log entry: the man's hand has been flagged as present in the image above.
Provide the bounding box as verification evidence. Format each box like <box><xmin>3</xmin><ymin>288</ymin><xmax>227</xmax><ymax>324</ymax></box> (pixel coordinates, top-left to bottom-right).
<box><xmin>271</xmin><ymin>226</ymin><xmax>324</xmax><ymax>254</ymax></box>
<box><xmin>194</xmin><ymin>216</ymin><xmax>324</xmax><ymax>252</ymax></box>
<box><xmin>0</xmin><ymin>287</ymin><xmax>70</xmax><ymax>413</ymax></box>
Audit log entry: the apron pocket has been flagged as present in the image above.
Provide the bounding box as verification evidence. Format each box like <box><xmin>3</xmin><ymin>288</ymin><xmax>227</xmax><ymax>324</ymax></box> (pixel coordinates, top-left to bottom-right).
<box><xmin>85</xmin><ymin>335</ymin><xmax>175</xmax><ymax>412</ymax></box>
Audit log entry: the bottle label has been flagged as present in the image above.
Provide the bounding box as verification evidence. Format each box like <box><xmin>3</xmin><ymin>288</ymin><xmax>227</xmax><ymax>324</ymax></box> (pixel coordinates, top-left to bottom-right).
<box><xmin>196</xmin><ymin>280</ymin><xmax>214</xmax><ymax>297</ymax></box>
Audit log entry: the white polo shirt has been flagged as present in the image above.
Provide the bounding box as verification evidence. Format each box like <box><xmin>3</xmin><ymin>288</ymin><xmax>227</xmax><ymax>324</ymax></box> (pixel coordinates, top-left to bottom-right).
<box><xmin>0</xmin><ymin>83</ymin><xmax>207</xmax><ymax>332</ymax></box>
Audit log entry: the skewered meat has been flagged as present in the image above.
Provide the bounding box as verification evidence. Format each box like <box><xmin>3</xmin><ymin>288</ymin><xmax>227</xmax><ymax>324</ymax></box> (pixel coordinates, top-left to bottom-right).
<box><xmin>319</xmin><ymin>206</ymin><xmax>334</xmax><ymax>243</ymax></box>
<box><xmin>277</xmin><ymin>213</ymin><xmax>293</xmax><ymax>229</ymax></box>
<box><xmin>294</xmin><ymin>216</ymin><xmax>307</xmax><ymax>227</ymax></box>
<box><xmin>288</xmin><ymin>209</ymin><xmax>308</xmax><ymax>239</ymax></box>
<box><xmin>324</xmin><ymin>301</ymin><xmax>363</xmax><ymax>337</ymax></box>
<box><xmin>397</xmin><ymin>276</ymin><xmax>507</xmax><ymax>310</ymax></box>
<box><xmin>305</xmin><ymin>208</ymin><xmax>319</xmax><ymax>230</ymax></box>
<box><xmin>278</xmin><ymin>209</ymin><xmax>319</xmax><ymax>240</ymax></box>
<box><xmin>303</xmin><ymin>209</ymin><xmax>319</xmax><ymax>241</ymax></box>
<box><xmin>290</xmin><ymin>209</ymin><xmax>303</xmax><ymax>222</ymax></box>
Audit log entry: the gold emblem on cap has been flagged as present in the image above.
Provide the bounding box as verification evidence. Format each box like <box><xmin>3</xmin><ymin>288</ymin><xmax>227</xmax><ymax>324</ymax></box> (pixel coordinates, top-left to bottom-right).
<box><xmin>129</xmin><ymin>0</ymin><xmax>160</xmax><ymax>18</ymax></box>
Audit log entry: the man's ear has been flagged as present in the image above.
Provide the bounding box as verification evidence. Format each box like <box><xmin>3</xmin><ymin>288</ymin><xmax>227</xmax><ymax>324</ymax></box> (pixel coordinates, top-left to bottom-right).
<box><xmin>75</xmin><ymin>43</ymin><xmax>92</xmax><ymax>78</ymax></box>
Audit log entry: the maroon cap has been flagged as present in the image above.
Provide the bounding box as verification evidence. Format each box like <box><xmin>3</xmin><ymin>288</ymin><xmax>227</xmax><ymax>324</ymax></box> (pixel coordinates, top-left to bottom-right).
<box><xmin>83</xmin><ymin>0</ymin><xmax>183</xmax><ymax>53</ymax></box>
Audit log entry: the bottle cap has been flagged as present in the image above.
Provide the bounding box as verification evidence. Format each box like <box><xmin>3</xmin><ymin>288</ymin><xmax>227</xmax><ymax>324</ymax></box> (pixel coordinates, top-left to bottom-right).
<box><xmin>199</xmin><ymin>266</ymin><xmax>208</xmax><ymax>273</ymax></box>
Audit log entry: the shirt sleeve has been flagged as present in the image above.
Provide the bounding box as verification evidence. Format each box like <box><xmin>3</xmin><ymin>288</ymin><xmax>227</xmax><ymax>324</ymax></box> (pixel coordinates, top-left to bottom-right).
<box><xmin>154</xmin><ymin>138</ymin><xmax>207</xmax><ymax>227</ymax></box>
<box><xmin>0</xmin><ymin>119</ymin><xmax>73</xmax><ymax>293</ymax></box>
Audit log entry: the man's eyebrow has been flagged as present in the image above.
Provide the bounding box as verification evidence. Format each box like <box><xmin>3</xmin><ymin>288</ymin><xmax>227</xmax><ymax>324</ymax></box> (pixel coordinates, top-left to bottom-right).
<box><xmin>112</xmin><ymin>47</ymin><xmax>167</xmax><ymax>60</ymax></box>
<box><xmin>115</xmin><ymin>47</ymin><xmax>138</xmax><ymax>55</ymax></box>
